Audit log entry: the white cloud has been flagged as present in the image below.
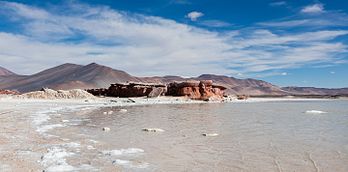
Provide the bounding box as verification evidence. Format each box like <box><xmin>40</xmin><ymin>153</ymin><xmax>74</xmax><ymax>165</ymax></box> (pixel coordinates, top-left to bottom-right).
<box><xmin>186</xmin><ymin>11</ymin><xmax>204</xmax><ymax>21</ymax></box>
<box><xmin>330</xmin><ymin>71</ymin><xmax>335</xmax><ymax>74</ymax></box>
<box><xmin>281</xmin><ymin>72</ymin><xmax>287</xmax><ymax>76</ymax></box>
<box><xmin>269</xmin><ymin>1</ymin><xmax>287</xmax><ymax>6</ymax></box>
<box><xmin>0</xmin><ymin>2</ymin><xmax>347</xmax><ymax>78</ymax></box>
<box><xmin>301</xmin><ymin>4</ymin><xmax>324</xmax><ymax>14</ymax></box>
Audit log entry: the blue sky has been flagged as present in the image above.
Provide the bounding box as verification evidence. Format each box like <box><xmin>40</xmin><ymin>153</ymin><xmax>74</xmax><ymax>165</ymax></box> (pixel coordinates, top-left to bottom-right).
<box><xmin>0</xmin><ymin>0</ymin><xmax>347</xmax><ymax>88</ymax></box>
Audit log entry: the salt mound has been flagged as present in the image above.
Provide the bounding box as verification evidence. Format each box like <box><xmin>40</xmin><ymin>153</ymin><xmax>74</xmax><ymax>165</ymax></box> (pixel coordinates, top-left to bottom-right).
<box><xmin>202</xmin><ymin>133</ymin><xmax>219</xmax><ymax>137</ymax></box>
<box><xmin>19</xmin><ymin>88</ymin><xmax>95</xmax><ymax>99</ymax></box>
<box><xmin>305</xmin><ymin>110</ymin><xmax>327</xmax><ymax>114</ymax></box>
<box><xmin>142</xmin><ymin>128</ymin><xmax>165</xmax><ymax>132</ymax></box>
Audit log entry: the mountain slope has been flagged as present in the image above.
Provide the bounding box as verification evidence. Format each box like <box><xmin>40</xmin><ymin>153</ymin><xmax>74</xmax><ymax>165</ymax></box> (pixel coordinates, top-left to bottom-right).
<box><xmin>282</xmin><ymin>87</ymin><xmax>348</xmax><ymax>96</ymax></box>
<box><xmin>0</xmin><ymin>66</ymin><xmax>16</xmax><ymax>76</ymax></box>
<box><xmin>195</xmin><ymin>74</ymin><xmax>286</xmax><ymax>95</ymax></box>
<box><xmin>0</xmin><ymin>63</ymin><xmax>140</xmax><ymax>92</ymax></box>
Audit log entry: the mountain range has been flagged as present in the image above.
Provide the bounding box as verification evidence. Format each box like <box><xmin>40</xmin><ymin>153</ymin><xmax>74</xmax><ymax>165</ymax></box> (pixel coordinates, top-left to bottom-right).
<box><xmin>0</xmin><ymin>63</ymin><xmax>347</xmax><ymax>96</ymax></box>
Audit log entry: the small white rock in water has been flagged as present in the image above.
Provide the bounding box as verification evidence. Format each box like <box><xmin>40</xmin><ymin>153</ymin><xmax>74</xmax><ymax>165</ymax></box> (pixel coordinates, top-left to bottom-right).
<box><xmin>202</xmin><ymin>133</ymin><xmax>219</xmax><ymax>137</ymax></box>
<box><xmin>103</xmin><ymin>112</ymin><xmax>107</xmax><ymax>115</ymax></box>
<box><xmin>305</xmin><ymin>110</ymin><xmax>327</xmax><ymax>114</ymax></box>
<box><xmin>102</xmin><ymin>127</ymin><xmax>111</xmax><ymax>132</ymax></box>
<box><xmin>108</xmin><ymin>111</ymin><xmax>113</xmax><ymax>115</ymax></box>
<box><xmin>87</xmin><ymin>145</ymin><xmax>95</xmax><ymax>150</ymax></box>
<box><xmin>142</xmin><ymin>128</ymin><xmax>165</xmax><ymax>132</ymax></box>
<box><xmin>119</xmin><ymin>109</ymin><xmax>127</xmax><ymax>113</ymax></box>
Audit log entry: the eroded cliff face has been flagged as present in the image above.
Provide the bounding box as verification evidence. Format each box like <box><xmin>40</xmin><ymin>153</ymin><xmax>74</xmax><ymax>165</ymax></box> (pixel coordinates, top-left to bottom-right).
<box><xmin>166</xmin><ymin>80</ymin><xmax>226</xmax><ymax>101</ymax></box>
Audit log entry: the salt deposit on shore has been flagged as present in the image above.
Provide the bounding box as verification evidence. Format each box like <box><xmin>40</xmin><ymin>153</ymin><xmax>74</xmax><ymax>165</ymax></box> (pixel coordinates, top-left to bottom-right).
<box><xmin>18</xmin><ymin>88</ymin><xmax>95</xmax><ymax>99</ymax></box>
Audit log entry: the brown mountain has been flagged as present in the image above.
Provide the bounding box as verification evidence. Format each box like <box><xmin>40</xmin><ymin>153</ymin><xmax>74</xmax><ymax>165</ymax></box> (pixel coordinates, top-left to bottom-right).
<box><xmin>0</xmin><ymin>63</ymin><xmax>347</xmax><ymax>96</ymax></box>
<box><xmin>0</xmin><ymin>63</ymin><xmax>141</xmax><ymax>92</ymax></box>
<box><xmin>282</xmin><ymin>87</ymin><xmax>348</xmax><ymax>96</ymax></box>
<box><xmin>0</xmin><ymin>66</ymin><xmax>16</xmax><ymax>76</ymax></box>
<box><xmin>195</xmin><ymin>74</ymin><xmax>286</xmax><ymax>95</ymax></box>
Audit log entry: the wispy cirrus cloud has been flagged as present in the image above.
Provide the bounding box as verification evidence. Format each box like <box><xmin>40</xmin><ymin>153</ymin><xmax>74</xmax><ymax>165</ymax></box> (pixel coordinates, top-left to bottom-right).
<box><xmin>301</xmin><ymin>3</ymin><xmax>324</xmax><ymax>14</ymax></box>
<box><xmin>259</xmin><ymin>4</ymin><xmax>348</xmax><ymax>29</ymax></box>
<box><xmin>0</xmin><ymin>1</ymin><xmax>347</xmax><ymax>78</ymax></box>
<box><xmin>269</xmin><ymin>1</ymin><xmax>287</xmax><ymax>7</ymax></box>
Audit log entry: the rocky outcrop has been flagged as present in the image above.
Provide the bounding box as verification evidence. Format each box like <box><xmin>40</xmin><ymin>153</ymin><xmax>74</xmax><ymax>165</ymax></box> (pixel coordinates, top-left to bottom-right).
<box><xmin>86</xmin><ymin>88</ymin><xmax>108</xmax><ymax>96</ymax></box>
<box><xmin>237</xmin><ymin>95</ymin><xmax>249</xmax><ymax>100</ymax></box>
<box><xmin>87</xmin><ymin>80</ymin><xmax>226</xmax><ymax>101</ymax></box>
<box><xmin>87</xmin><ymin>82</ymin><xmax>167</xmax><ymax>98</ymax></box>
<box><xmin>166</xmin><ymin>80</ymin><xmax>226</xmax><ymax>101</ymax></box>
<box><xmin>107</xmin><ymin>83</ymin><xmax>166</xmax><ymax>98</ymax></box>
<box><xmin>0</xmin><ymin>89</ymin><xmax>19</xmax><ymax>95</ymax></box>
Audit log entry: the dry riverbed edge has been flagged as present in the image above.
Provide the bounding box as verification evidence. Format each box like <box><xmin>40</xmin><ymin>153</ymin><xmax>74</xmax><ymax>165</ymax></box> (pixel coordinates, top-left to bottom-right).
<box><xmin>0</xmin><ymin>95</ymin><xmax>337</xmax><ymax>171</ymax></box>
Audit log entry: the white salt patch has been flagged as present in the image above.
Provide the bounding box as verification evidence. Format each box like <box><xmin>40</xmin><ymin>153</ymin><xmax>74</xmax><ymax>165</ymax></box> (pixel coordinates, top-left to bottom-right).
<box><xmin>0</xmin><ymin>164</ymin><xmax>11</xmax><ymax>172</ymax></box>
<box><xmin>32</xmin><ymin>107</ymin><xmax>66</xmax><ymax>126</ymax></box>
<box><xmin>112</xmin><ymin>159</ymin><xmax>149</xmax><ymax>169</ymax></box>
<box><xmin>87</xmin><ymin>145</ymin><xmax>95</xmax><ymax>150</ymax></box>
<box><xmin>305</xmin><ymin>110</ymin><xmax>327</xmax><ymax>114</ymax></box>
<box><xmin>41</xmin><ymin>147</ymin><xmax>75</xmax><ymax>172</ymax></box>
<box><xmin>113</xmin><ymin>159</ymin><xmax>130</xmax><ymax>165</ymax></box>
<box><xmin>63</xmin><ymin>142</ymin><xmax>80</xmax><ymax>148</ymax></box>
<box><xmin>119</xmin><ymin>109</ymin><xmax>127</xmax><ymax>113</ymax></box>
<box><xmin>37</xmin><ymin>124</ymin><xmax>64</xmax><ymax>134</ymax></box>
<box><xmin>89</xmin><ymin>139</ymin><xmax>99</xmax><ymax>144</ymax></box>
<box><xmin>32</xmin><ymin>112</ymin><xmax>50</xmax><ymax>126</ymax></box>
<box><xmin>142</xmin><ymin>128</ymin><xmax>165</xmax><ymax>132</ymax></box>
<box><xmin>103</xmin><ymin>148</ymin><xmax>144</xmax><ymax>156</ymax></box>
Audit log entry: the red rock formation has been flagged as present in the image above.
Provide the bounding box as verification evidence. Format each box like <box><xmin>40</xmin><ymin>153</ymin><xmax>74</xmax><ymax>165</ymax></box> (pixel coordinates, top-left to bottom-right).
<box><xmin>237</xmin><ymin>95</ymin><xmax>249</xmax><ymax>100</ymax></box>
<box><xmin>0</xmin><ymin>90</ymin><xmax>19</xmax><ymax>95</ymax></box>
<box><xmin>167</xmin><ymin>80</ymin><xmax>226</xmax><ymax>101</ymax></box>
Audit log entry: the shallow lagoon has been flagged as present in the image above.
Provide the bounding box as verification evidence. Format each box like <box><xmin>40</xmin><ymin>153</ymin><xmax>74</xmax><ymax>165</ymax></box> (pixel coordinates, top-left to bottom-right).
<box><xmin>48</xmin><ymin>100</ymin><xmax>348</xmax><ymax>171</ymax></box>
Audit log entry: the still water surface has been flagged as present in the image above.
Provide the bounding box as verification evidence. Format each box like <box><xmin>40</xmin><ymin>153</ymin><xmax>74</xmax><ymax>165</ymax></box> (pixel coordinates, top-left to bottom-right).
<box><xmin>51</xmin><ymin>100</ymin><xmax>348</xmax><ymax>171</ymax></box>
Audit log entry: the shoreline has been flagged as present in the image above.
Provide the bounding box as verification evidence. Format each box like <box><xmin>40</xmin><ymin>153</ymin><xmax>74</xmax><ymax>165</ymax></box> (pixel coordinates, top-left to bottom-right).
<box><xmin>0</xmin><ymin>95</ymin><xmax>342</xmax><ymax>106</ymax></box>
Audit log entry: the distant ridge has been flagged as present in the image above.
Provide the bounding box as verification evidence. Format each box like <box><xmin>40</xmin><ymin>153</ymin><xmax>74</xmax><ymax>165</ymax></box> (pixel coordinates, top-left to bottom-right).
<box><xmin>281</xmin><ymin>87</ymin><xmax>348</xmax><ymax>96</ymax></box>
<box><xmin>0</xmin><ymin>63</ymin><xmax>347</xmax><ymax>96</ymax></box>
<box><xmin>0</xmin><ymin>66</ymin><xmax>16</xmax><ymax>76</ymax></box>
